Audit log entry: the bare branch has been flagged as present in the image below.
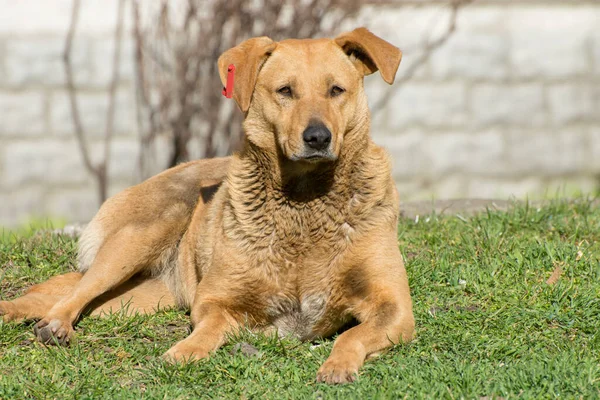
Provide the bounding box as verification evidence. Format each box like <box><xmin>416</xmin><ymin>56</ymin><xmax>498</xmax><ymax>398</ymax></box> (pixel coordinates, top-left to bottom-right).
<box><xmin>370</xmin><ymin>0</ymin><xmax>474</xmax><ymax>115</ymax></box>
<box><xmin>65</xmin><ymin>0</ymin><xmax>470</xmax><ymax>190</ymax></box>
<box><xmin>131</xmin><ymin>0</ymin><xmax>361</xmax><ymax>170</ymax></box>
<box><xmin>101</xmin><ymin>0</ymin><xmax>127</xmax><ymax>201</ymax></box>
<box><xmin>64</xmin><ymin>0</ymin><xmax>111</xmax><ymax>205</ymax></box>
<box><xmin>64</xmin><ymin>0</ymin><xmax>127</xmax><ymax>204</ymax></box>
<box><xmin>64</xmin><ymin>0</ymin><xmax>95</xmax><ymax>175</ymax></box>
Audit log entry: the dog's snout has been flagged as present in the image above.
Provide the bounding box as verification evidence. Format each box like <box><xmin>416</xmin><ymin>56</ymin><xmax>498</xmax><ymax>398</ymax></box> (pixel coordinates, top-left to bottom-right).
<box><xmin>303</xmin><ymin>124</ymin><xmax>332</xmax><ymax>151</ymax></box>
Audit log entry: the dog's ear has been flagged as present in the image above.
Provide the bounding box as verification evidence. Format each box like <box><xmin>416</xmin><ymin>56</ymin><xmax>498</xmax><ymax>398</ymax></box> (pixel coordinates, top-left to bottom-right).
<box><xmin>218</xmin><ymin>37</ymin><xmax>277</xmax><ymax>112</ymax></box>
<box><xmin>334</xmin><ymin>27</ymin><xmax>401</xmax><ymax>85</ymax></box>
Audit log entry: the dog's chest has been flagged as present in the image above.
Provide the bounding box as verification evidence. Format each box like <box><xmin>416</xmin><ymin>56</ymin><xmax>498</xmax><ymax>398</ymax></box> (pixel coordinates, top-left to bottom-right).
<box><xmin>259</xmin><ymin>199</ymin><xmax>356</xmax><ymax>259</ymax></box>
<box><xmin>266</xmin><ymin>292</ymin><xmax>331</xmax><ymax>340</ymax></box>
<box><xmin>248</xmin><ymin>207</ymin><xmax>355</xmax><ymax>339</ymax></box>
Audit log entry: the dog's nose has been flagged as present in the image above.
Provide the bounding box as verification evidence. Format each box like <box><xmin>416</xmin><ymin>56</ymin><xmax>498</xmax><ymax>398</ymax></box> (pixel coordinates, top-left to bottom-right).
<box><xmin>302</xmin><ymin>124</ymin><xmax>332</xmax><ymax>151</ymax></box>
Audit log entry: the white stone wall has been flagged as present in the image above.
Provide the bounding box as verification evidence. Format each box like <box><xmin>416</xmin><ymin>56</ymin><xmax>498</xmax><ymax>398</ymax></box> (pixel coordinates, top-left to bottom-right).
<box><xmin>361</xmin><ymin>2</ymin><xmax>600</xmax><ymax>201</ymax></box>
<box><xmin>0</xmin><ymin>0</ymin><xmax>599</xmax><ymax>226</ymax></box>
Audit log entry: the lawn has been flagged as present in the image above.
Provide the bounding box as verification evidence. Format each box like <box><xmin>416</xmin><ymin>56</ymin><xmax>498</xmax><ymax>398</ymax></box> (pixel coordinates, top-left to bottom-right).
<box><xmin>1</xmin><ymin>199</ymin><xmax>599</xmax><ymax>399</ymax></box>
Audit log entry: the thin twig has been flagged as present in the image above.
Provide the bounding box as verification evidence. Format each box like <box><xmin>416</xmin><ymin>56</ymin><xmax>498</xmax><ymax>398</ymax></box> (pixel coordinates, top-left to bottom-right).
<box><xmin>102</xmin><ymin>0</ymin><xmax>127</xmax><ymax>201</ymax></box>
<box><xmin>371</xmin><ymin>0</ymin><xmax>474</xmax><ymax>115</ymax></box>
<box><xmin>64</xmin><ymin>0</ymin><xmax>95</xmax><ymax>175</ymax></box>
<box><xmin>132</xmin><ymin>0</ymin><xmax>361</xmax><ymax>168</ymax></box>
<box><xmin>132</xmin><ymin>0</ymin><xmax>149</xmax><ymax>178</ymax></box>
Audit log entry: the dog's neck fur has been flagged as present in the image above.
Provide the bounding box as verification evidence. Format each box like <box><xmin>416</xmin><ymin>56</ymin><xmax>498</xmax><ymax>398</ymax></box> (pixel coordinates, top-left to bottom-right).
<box><xmin>233</xmin><ymin>125</ymin><xmax>371</xmax><ymax>203</ymax></box>
<box><xmin>223</xmin><ymin>123</ymin><xmax>394</xmax><ymax>253</ymax></box>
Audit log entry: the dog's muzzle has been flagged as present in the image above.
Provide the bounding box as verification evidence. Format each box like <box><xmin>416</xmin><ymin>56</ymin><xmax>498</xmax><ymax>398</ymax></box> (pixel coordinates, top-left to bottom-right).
<box><xmin>303</xmin><ymin>124</ymin><xmax>331</xmax><ymax>151</ymax></box>
<box><xmin>297</xmin><ymin>123</ymin><xmax>335</xmax><ymax>162</ymax></box>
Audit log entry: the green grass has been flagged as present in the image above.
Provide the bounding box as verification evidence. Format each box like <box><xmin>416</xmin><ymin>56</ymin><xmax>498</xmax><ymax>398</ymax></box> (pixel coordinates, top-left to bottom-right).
<box><xmin>1</xmin><ymin>199</ymin><xmax>599</xmax><ymax>399</ymax></box>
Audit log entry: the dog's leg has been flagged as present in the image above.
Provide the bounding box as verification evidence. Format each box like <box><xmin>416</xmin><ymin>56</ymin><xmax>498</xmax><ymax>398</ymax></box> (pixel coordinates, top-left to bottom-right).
<box><xmin>1</xmin><ymin>273</ymin><xmax>175</xmax><ymax>324</ymax></box>
<box><xmin>33</xmin><ymin>224</ymin><xmax>174</xmax><ymax>345</ymax></box>
<box><xmin>163</xmin><ymin>283</ymin><xmax>240</xmax><ymax>362</ymax></box>
<box><xmin>163</xmin><ymin>303</ymin><xmax>238</xmax><ymax>362</ymax></box>
<box><xmin>316</xmin><ymin>292</ymin><xmax>414</xmax><ymax>384</ymax></box>
<box><xmin>0</xmin><ymin>295</ymin><xmax>61</xmax><ymax>323</ymax></box>
<box><xmin>0</xmin><ymin>272</ymin><xmax>83</xmax><ymax>322</ymax></box>
<box><xmin>317</xmin><ymin>253</ymin><xmax>414</xmax><ymax>384</ymax></box>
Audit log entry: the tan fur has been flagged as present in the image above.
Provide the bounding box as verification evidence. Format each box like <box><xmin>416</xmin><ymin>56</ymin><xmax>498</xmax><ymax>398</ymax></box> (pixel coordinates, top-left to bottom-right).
<box><xmin>0</xmin><ymin>28</ymin><xmax>414</xmax><ymax>384</ymax></box>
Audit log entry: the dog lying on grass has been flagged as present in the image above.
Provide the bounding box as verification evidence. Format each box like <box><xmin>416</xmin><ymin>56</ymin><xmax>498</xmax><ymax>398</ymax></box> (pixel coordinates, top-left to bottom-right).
<box><xmin>0</xmin><ymin>27</ymin><xmax>414</xmax><ymax>384</ymax></box>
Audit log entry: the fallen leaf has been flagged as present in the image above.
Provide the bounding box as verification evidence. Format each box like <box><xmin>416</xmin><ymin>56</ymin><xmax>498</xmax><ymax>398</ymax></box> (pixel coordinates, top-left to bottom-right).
<box><xmin>546</xmin><ymin>265</ymin><xmax>562</xmax><ymax>285</ymax></box>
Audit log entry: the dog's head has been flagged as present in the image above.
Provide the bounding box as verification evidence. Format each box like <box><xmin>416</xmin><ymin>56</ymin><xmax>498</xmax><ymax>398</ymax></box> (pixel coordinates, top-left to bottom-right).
<box><xmin>218</xmin><ymin>28</ymin><xmax>401</xmax><ymax>167</ymax></box>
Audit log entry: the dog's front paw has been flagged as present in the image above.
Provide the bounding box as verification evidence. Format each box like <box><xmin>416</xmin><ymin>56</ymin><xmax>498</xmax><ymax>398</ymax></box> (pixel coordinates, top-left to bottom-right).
<box><xmin>0</xmin><ymin>301</ymin><xmax>21</xmax><ymax>323</ymax></box>
<box><xmin>33</xmin><ymin>318</ymin><xmax>74</xmax><ymax>346</ymax></box>
<box><xmin>163</xmin><ymin>340</ymin><xmax>210</xmax><ymax>364</ymax></box>
<box><xmin>316</xmin><ymin>356</ymin><xmax>360</xmax><ymax>384</ymax></box>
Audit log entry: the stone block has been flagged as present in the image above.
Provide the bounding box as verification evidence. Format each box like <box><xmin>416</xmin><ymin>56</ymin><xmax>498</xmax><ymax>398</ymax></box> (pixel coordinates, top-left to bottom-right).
<box><xmin>141</xmin><ymin>134</ymin><xmax>177</xmax><ymax>177</ymax></box>
<box><xmin>46</xmin><ymin>187</ymin><xmax>99</xmax><ymax>224</ymax></box>
<box><xmin>46</xmin><ymin>181</ymin><xmax>139</xmax><ymax>225</ymax></box>
<box><xmin>374</xmin><ymin>129</ymin><xmax>428</xmax><ymax>179</ymax></box>
<box><xmin>365</xmin><ymin>77</ymin><xmax>393</xmax><ymax>116</ymax></box>
<box><xmin>471</xmin><ymin>84</ymin><xmax>545</xmax><ymax>127</ymax></box>
<box><xmin>356</xmin><ymin>6</ymin><xmax>450</xmax><ymax>51</ymax></box>
<box><xmin>593</xmin><ymin>33</ymin><xmax>600</xmax><ymax>75</ymax></box>
<box><xmin>0</xmin><ymin>186</ymin><xmax>45</xmax><ymax>228</ymax></box>
<box><xmin>0</xmin><ymin>40</ymin><xmax>6</xmax><ymax>84</ymax></box>
<box><xmin>428</xmin><ymin>176</ymin><xmax>468</xmax><ymax>200</ymax></box>
<box><xmin>89</xmin><ymin>138</ymin><xmax>140</xmax><ymax>181</ymax></box>
<box><xmin>423</xmin><ymin>130</ymin><xmax>505</xmax><ymax>177</ymax></box>
<box><xmin>0</xmin><ymin>0</ymin><xmax>72</xmax><ymax>35</ymax></box>
<box><xmin>396</xmin><ymin>175</ymin><xmax>468</xmax><ymax>202</ymax></box>
<box><xmin>1</xmin><ymin>139</ymin><xmax>90</xmax><ymax>187</ymax></box>
<box><xmin>467</xmin><ymin>178</ymin><xmax>544</xmax><ymax>199</ymax></box>
<box><xmin>0</xmin><ymin>0</ymin><xmax>134</xmax><ymax>36</ymax></box>
<box><xmin>507</xmin><ymin>7</ymin><xmax>596</xmax><ymax>78</ymax></box>
<box><xmin>78</xmin><ymin>0</ymin><xmax>134</xmax><ymax>35</ymax></box>
<box><xmin>506</xmin><ymin>129</ymin><xmax>587</xmax><ymax>176</ymax></box>
<box><xmin>548</xmin><ymin>84</ymin><xmax>595</xmax><ymax>126</ymax></box>
<box><xmin>0</xmin><ymin>91</ymin><xmax>46</xmax><ymax>136</ymax></box>
<box><xmin>388</xmin><ymin>82</ymin><xmax>466</xmax><ymax>128</ymax></box>
<box><xmin>358</xmin><ymin>5</ymin><xmax>508</xmax><ymax>81</ymax></box>
<box><xmin>590</xmin><ymin>128</ymin><xmax>600</xmax><ymax>171</ymax></box>
<box><xmin>50</xmin><ymin>89</ymin><xmax>136</xmax><ymax>137</ymax></box>
<box><xmin>395</xmin><ymin>180</ymin><xmax>427</xmax><ymax>203</ymax></box>
<box><xmin>454</xmin><ymin>6</ymin><xmax>508</xmax><ymax>33</ymax></box>
<box><xmin>5</xmin><ymin>37</ymin><xmax>92</xmax><ymax>87</ymax></box>
<box><xmin>430</xmin><ymin>32</ymin><xmax>508</xmax><ymax>80</ymax></box>
<box><xmin>89</xmin><ymin>38</ymin><xmax>136</xmax><ymax>87</ymax></box>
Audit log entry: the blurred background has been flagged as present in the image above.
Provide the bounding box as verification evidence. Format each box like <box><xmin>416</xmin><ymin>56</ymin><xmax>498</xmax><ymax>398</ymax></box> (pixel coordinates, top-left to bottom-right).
<box><xmin>0</xmin><ymin>0</ymin><xmax>598</xmax><ymax>228</ymax></box>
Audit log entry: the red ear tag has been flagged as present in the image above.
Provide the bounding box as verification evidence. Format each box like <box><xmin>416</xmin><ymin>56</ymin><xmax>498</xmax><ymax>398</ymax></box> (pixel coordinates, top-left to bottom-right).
<box><xmin>222</xmin><ymin>64</ymin><xmax>235</xmax><ymax>98</ymax></box>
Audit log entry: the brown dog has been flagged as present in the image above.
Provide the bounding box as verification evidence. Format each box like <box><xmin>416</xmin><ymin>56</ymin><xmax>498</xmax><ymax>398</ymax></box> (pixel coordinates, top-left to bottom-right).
<box><xmin>0</xmin><ymin>27</ymin><xmax>414</xmax><ymax>384</ymax></box>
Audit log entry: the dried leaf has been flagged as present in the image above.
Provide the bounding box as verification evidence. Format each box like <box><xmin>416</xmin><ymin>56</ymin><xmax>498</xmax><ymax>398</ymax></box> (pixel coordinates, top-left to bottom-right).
<box><xmin>546</xmin><ymin>265</ymin><xmax>563</xmax><ymax>285</ymax></box>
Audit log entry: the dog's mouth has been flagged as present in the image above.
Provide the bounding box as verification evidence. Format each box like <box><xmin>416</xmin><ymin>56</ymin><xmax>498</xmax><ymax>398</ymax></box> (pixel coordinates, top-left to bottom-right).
<box><xmin>290</xmin><ymin>151</ymin><xmax>337</xmax><ymax>163</ymax></box>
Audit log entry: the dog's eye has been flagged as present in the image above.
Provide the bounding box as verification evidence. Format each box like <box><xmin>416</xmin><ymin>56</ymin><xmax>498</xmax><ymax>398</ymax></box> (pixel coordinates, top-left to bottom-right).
<box><xmin>277</xmin><ymin>86</ymin><xmax>293</xmax><ymax>97</ymax></box>
<box><xmin>330</xmin><ymin>85</ymin><xmax>345</xmax><ymax>97</ymax></box>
